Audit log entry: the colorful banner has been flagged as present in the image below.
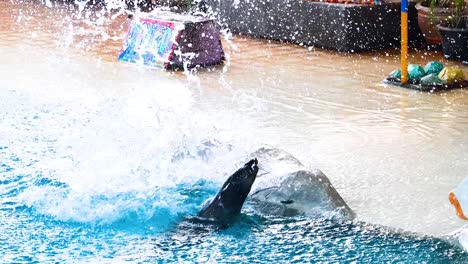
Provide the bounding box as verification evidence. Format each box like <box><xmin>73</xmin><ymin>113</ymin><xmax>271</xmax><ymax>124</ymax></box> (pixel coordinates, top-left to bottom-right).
<box><xmin>118</xmin><ymin>17</ymin><xmax>181</xmax><ymax>68</ymax></box>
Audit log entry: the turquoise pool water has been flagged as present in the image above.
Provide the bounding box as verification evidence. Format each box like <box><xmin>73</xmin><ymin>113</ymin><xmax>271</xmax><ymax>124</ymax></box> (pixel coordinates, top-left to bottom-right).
<box><xmin>1</xmin><ymin>88</ymin><xmax>468</xmax><ymax>263</ymax></box>
<box><xmin>1</xmin><ymin>160</ymin><xmax>468</xmax><ymax>263</ymax></box>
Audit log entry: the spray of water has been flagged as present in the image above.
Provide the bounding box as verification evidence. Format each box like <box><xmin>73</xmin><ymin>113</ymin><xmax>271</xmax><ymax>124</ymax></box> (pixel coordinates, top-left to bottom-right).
<box><xmin>0</xmin><ymin>37</ymin><xmax>264</xmax><ymax>226</ymax></box>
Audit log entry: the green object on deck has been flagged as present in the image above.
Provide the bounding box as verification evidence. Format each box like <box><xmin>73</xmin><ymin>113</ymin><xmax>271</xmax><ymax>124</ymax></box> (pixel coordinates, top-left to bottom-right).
<box><xmin>424</xmin><ymin>61</ymin><xmax>444</xmax><ymax>75</ymax></box>
<box><xmin>439</xmin><ymin>67</ymin><xmax>466</xmax><ymax>84</ymax></box>
<box><xmin>420</xmin><ymin>74</ymin><xmax>444</xmax><ymax>86</ymax></box>
<box><xmin>408</xmin><ymin>64</ymin><xmax>426</xmax><ymax>81</ymax></box>
<box><xmin>389</xmin><ymin>69</ymin><xmax>402</xmax><ymax>79</ymax></box>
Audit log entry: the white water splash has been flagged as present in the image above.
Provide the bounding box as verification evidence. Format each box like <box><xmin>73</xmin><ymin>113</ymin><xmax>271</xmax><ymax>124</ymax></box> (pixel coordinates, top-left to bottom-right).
<box><xmin>0</xmin><ymin>44</ymin><xmax>264</xmax><ymax>223</ymax></box>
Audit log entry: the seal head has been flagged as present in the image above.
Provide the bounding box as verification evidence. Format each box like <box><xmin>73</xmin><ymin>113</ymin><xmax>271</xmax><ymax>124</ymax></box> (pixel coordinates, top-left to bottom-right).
<box><xmin>198</xmin><ymin>159</ymin><xmax>259</xmax><ymax>222</ymax></box>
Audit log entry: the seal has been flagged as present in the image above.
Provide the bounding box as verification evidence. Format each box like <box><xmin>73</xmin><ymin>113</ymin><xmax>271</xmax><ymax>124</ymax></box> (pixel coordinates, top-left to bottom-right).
<box><xmin>198</xmin><ymin>158</ymin><xmax>259</xmax><ymax>222</ymax></box>
<box><xmin>250</xmin><ymin>170</ymin><xmax>355</xmax><ymax>221</ymax></box>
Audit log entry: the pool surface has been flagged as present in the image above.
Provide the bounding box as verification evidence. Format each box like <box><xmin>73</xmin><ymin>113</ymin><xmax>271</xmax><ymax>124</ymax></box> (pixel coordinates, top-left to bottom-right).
<box><xmin>1</xmin><ymin>150</ymin><xmax>468</xmax><ymax>262</ymax></box>
<box><xmin>1</xmin><ymin>0</ymin><xmax>468</xmax><ymax>262</ymax></box>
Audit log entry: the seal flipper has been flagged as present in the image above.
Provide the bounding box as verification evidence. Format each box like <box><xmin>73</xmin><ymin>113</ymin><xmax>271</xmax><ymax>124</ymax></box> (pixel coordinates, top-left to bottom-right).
<box><xmin>280</xmin><ymin>200</ymin><xmax>294</xmax><ymax>205</ymax></box>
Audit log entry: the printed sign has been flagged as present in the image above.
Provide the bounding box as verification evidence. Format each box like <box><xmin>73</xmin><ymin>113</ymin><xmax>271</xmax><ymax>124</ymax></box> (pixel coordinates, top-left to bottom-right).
<box><xmin>118</xmin><ymin>17</ymin><xmax>181</xmax><ymax>68</ymax></box>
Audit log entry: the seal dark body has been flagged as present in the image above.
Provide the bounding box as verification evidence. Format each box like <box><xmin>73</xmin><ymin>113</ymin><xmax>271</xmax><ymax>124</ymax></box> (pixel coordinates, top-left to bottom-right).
<box><xmin>198</xmin><ymin>159</ymin><xmax>259</xmax><ymax>222</ymax></box>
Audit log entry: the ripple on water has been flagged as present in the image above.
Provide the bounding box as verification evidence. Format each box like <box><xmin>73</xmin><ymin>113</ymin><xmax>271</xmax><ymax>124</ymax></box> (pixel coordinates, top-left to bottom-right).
<box><xmin>2</xmin><ymin>0</ymin><xmax>468</xmax><ymax>261</ymax></box>
<box><xmin>148</xmin><ymin>217</ymin><xmax>468</xmax><ymax>263</ymax></box>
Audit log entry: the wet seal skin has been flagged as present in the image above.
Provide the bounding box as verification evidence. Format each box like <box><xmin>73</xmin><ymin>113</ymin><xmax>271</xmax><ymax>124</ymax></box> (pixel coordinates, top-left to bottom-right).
<box><xmin>250</xmin><ymin>170</ymin><xmax>355</xmax><ymax>220</ymax></box>
<box><xmin>198</xmin><ymin>159</ymin><xmax>259</xmax><ymax>222</ymax></box>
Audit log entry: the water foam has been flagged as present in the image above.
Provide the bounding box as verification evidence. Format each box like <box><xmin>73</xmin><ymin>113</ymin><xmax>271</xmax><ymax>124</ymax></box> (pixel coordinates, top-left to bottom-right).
<box><xmin>0</xmin><ymin>46</ymin><xmax>260</xmax><ymax>225</ymax></box>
